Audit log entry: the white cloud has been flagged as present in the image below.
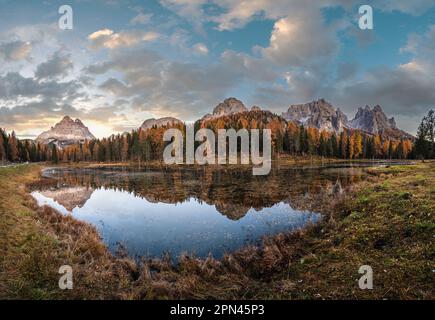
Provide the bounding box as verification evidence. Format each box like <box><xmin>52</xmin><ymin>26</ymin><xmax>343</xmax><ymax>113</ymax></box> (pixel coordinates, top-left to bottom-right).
<box><xmin>88</xmin><ymin>28</ymin><xmax>159</xmax><ymax>49</ymax></box>
<box><xmin>162</xmin><ymin>0</ymin><xmax>435</xmax><ymax>32</ymax></box>
<box><xmin>192</xmin><ymin>43</ymin><xmax>209</xmax><ymax>55</ymax></box>
<box><xmin>160</xmin><ymin>0</ymin><xmax>209</xmax><ymax>33</ymax></box>
<box><xmin>130</xmin><ymin>13</ymin><xmax>153</xmax><ymax>25</ymax></box>
<box><xmin>35</xmin><ymin>51</ymin><xmax>74</xmax><ymax>80</ymax></box>
<box><xmin>88</xmin><ymin>28</ymin><xmax>114</xmax><ymax>40</ymax></box>
<box><xmin>86</xmin><ymin>47</ymin><xmax>276</xmax><ymax>119</ymax></box>
<box><xmin>162</xmin><ymin>1</ymin><xmax>343</xmax><ymax>69</ymax></box>
<box><xmin>399</xmin><ymin>60</ymin><xmax>426</xmax><ymax>73</ymax></box>
<box><xmin>375</xmin><ymin>0</ymin><xmax>435</xmax><ymax>16</ymax></box>
<box><xmin>261</xmin><ymin>13</ymin><xmax>339</xmax><ymax>67</ymax></box>
<box><xmin>400</xmin><ymin>25</ymin><xmax>435</xmax><ymax>58</ymax></box>
<box><xmin>0</xmin><ymin>40</ymin><xmax>32</xmax><ymax>61</ymax></box>
<box><xmin>3</xmin><ymin>1</ymin><xmax>435</xmax><ymax>136</ymax></box>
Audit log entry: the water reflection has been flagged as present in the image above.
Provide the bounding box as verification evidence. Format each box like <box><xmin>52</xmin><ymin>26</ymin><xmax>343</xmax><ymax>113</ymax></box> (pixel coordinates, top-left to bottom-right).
<box><xmin>31</xmin><ymin>163</ymin><xmax>370</xmax><ymax>259</ymax></box>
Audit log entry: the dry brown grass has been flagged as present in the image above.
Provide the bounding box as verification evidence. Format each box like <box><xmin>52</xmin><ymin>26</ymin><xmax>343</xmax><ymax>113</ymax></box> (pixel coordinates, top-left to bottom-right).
<box><xmin>0</xmin><ymin>165</ymin><xmax>141</xmax><ymax>299</ymax></box>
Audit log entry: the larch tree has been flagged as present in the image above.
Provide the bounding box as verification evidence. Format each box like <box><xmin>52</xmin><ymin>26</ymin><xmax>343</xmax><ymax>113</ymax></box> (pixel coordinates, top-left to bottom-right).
<box><xmin>354</xmin><ymin>131</ymin><xmax>363</xmax><ymax>159</ymax></box>
<box><xmin>374</xmin><ymin>135</ymin><xmax>382</xmax><ymax>158</ymax></box>
<box><xmin>349</xmin><ymin>131</ymin><xmax>355</xmax><ymax>159</ymax></box>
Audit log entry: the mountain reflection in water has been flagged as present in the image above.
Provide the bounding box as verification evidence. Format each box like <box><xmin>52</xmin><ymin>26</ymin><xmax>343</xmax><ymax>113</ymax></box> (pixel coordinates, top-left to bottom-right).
<box><xmin>31</xmin><ymin>164</ymin><xmax>370</xmax><ymax>259</ymax></box>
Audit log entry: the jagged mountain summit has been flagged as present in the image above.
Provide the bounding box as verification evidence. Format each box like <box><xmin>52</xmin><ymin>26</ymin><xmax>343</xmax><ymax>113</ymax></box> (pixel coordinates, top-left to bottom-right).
<box><xmin>282</xmin><ymin>99</ymin><xmax>349</xmax><ymax>133</ymax></box>
<box><xmin>36</xmin><ymin>116</ymin><xmax>96</xmax><ymax>148</ymax></box>
<box><xmin>202</xmin><ymin>97</ymin><xmax>248</xmax><ymax>120</ymax></box>
<box><xmin>281</xmin><ymin>99</ymin><xmax>412</xmax><ymax>139</ymax></box>
<box><xmin>348</xmin><ymin>105</ymin><xmax>414</xmax><ymax>140</ymax></box>
<box><xmin>140</xmin><ymin>117</ymin><xmax>183</xmax><ymax>131</ymax></box>
<box><xmin>350</xmin><ymin>105</ymin><xmax>396</xmax><ymax>133</ymax></box>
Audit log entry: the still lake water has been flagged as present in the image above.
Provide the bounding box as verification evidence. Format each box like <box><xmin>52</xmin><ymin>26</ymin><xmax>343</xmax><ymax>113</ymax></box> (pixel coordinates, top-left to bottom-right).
<box><xmin>31</xmin><ymin>162</ymin><xmax>387</xmax><ymax>259</ymax></box>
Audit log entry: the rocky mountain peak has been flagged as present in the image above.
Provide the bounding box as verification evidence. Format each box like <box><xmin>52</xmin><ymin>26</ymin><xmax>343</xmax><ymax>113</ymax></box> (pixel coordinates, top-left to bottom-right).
<box><xmin>201</xmin><ymin>97</ymin><xmax>249</xmax><ymax>121</ymax></box>
<box><xmin>350</xmin><ymin>105</ymin><xmax>398</xmax><ymax>134</ymax></box>
<box><xmin>36</xmin><ymin>116</ymin><xmax>96</xmax><ymax>148</ymax></box>
<box><xmin>282</xmin><ymin>99</ymin><xmax>349</xmax><ymax>133</ymax></box>
<box><xmin>213</xmin><ymin>98</ymin><xmax>248</xmax><ymax>117</ymax></box>
<box><xmin>140</xmin><ymin>117</ymin><xmax>183</xmax><ymax>131</ymax></box>
<box><xmin>60</xmin><ymin>115</ymin><xmax>73</xmax><ymax>123</ymax></box>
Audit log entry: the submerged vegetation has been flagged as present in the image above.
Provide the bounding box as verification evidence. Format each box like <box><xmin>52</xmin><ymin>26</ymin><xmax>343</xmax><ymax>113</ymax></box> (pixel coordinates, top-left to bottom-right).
<box><xmin>0</xmin><ymin>161</ymin><xmax>433</xmax><ymax>299</ymax></box>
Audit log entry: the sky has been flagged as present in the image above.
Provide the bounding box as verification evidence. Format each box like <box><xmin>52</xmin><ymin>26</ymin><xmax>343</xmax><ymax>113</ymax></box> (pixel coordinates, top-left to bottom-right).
<box><xmin>0</xmin><ymin>0</ymin><xmax>434</xmax><ymax>138</ymax></box>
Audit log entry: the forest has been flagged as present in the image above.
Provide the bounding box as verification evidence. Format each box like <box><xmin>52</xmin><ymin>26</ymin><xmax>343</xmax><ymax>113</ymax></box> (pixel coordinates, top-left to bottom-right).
<box><xmin>0</xmin><ymin>110</ymin><xmax>433</xmax><ymax>164</ymax></box>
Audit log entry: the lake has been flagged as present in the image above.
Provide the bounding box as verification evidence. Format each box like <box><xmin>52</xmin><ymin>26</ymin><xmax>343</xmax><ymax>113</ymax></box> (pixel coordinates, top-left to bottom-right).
<box><xmin>31</xmin><ymin>162</ymin><xmax>388</xmax><ymax>259</ymax></box>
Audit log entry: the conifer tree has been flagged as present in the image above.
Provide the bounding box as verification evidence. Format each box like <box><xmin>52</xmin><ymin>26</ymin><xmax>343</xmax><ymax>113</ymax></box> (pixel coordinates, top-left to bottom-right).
<box><xmin>8</xmin><ymin>131</ymin><xmax>19</xmax><ymax>162</ymax></box>
<box><xmin>0</xmin><ymin>130</ymin><xmax>5</xmax><ymax>161</ymax></box>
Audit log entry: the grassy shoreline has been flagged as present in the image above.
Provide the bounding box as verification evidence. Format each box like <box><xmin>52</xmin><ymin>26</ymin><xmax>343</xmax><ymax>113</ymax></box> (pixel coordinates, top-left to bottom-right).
<box><xmin>0</xmin><ymin>161</ymin><xmax>433</xmax><ymax>299</ymax></box>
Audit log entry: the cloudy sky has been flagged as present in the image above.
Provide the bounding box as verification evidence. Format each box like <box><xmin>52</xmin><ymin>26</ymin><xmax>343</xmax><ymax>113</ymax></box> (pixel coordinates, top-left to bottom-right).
<box><xmin>0</xmin><ymin>0</ymin><xmax>434</xmax><ymax>138</ymax></box>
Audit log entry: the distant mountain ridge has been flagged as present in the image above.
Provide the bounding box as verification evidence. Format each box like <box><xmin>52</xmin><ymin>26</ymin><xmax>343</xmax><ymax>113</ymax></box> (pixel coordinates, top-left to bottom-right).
<box><xmin>35</xmin><ymin>98</ymin><xmax>413</xmax><ymax>147</ymax></box>
<box><xmin>138</xmin><ymin>98</ymin><xmax>412</xmax><ymax>141</ymax></box>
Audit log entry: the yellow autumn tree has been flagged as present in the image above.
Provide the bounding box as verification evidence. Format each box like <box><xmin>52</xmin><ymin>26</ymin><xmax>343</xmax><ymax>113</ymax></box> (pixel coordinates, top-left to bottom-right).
<box><xmin>349</xmin><ymin>131</ymin><xmax>355</xmax><ymax>159</ymax></box>
<box><xmin>353</xmin><ymin>130</ymin><xmax>363</xmax><ymax>159</ymax></box>
<box><xmin>374</xmin><ymin>135</ymin><xmax>382</xmax><ymax>158</ymax></box>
